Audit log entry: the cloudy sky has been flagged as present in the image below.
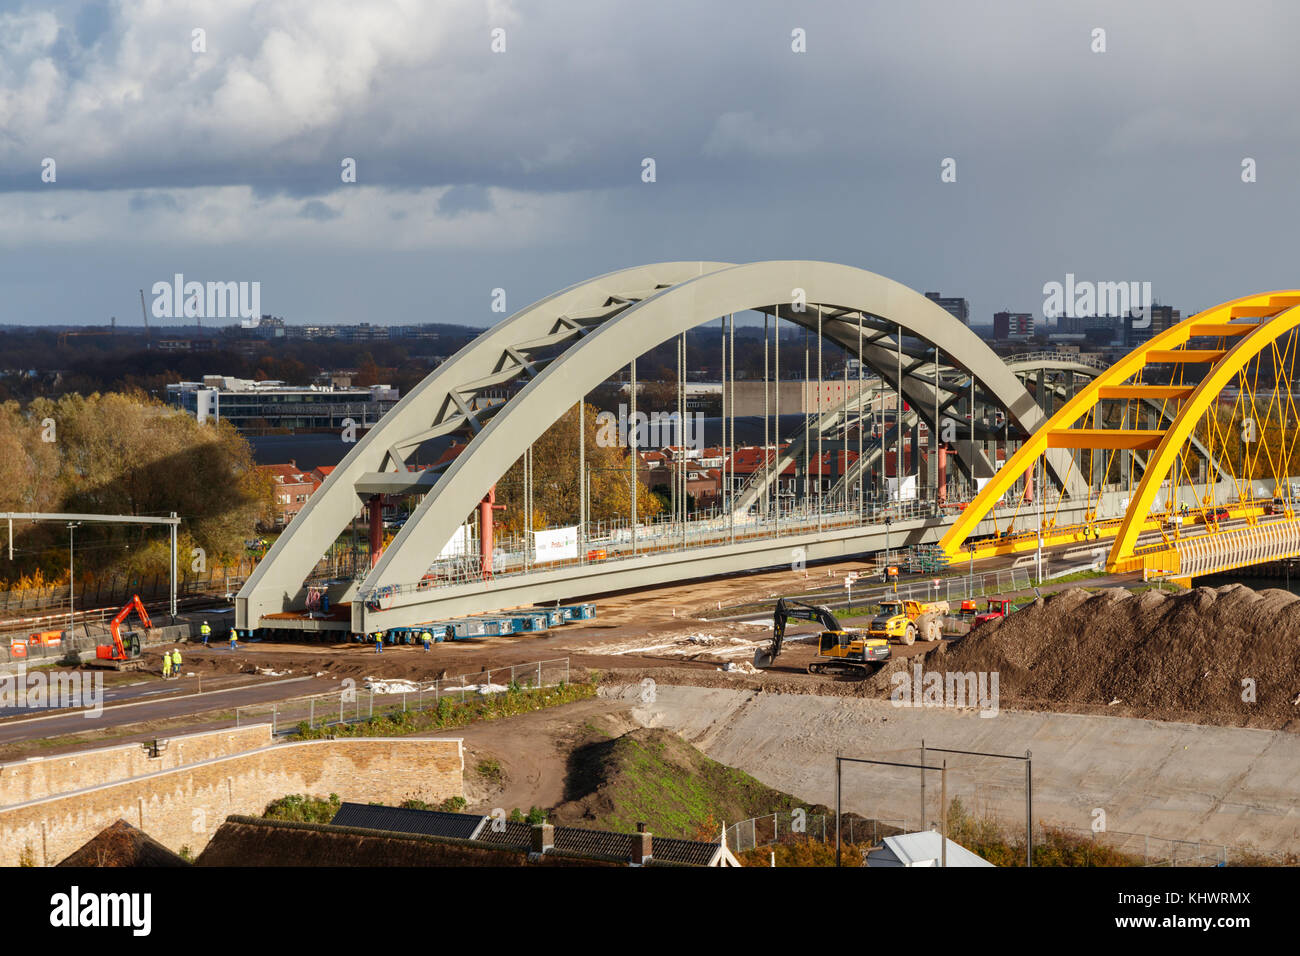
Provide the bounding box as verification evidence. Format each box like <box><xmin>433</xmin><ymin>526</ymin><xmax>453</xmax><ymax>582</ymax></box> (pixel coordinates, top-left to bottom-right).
<box><xmin>2</xmin><ymin>0</ymin><xmax>1298</xmax><ymax>328</ymax></box>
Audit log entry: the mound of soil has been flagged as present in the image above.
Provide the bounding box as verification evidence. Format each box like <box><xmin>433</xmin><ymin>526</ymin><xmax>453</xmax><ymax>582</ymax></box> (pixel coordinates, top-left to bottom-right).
<box><xmin>936</xmin><ymin>585</ymin><xmax>1300</xmax><ymax>729</ymax></box>
<box><xmin>549</xmin><ymin>727</ymin><xmax>804</xmax><ymax>837</ymax></box>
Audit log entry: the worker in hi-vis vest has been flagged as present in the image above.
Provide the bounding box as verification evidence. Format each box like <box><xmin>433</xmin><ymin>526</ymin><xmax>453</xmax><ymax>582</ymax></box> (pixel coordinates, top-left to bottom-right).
<box><xmin>172</xmin><ymin>648</ymin><xmax>182</xmax><ymax>678</ymax></box>
<box><xmin>200</xmin><ymin>621</ymin><xmax>211</xmax><ymax>645</ymax></box>
<box><xmin>374</xmin><ymin>632</ymin><xmax>384</xmax><ymax>654</ymax></box>
<box><xmin>421</xmin><ymin>630</ymin><xmax>433</xmax><ymax>651</ymax></box>
<box><xmin>162</xmin><ymin>650</ymin><xmax>172</xmax><ymax>679</ymax></box>
<box><xmin>229</xmin><ymin>629</ymin><xmax>238</xmax><ymax>650</ymax></box>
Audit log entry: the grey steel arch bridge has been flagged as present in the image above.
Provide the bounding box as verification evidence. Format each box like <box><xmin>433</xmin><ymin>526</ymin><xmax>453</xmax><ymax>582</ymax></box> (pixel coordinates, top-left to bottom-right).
<box><xmin>236</xmin><ymin>261</ymin><xmax>1129</xmax><ymax>635</ymax></box>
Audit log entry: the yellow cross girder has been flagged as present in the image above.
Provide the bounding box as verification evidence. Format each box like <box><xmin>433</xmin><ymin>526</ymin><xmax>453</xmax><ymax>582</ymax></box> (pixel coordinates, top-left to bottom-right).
<box><xmin>939</xmin><ymin>290</ymin><xmax>1300</xmax><ymax>565</ymax></box>
<box><xmin>1143</xmin><ymin>349</ymin><xmax>1227</xmax><ymax>364</ymax></box>
<box><xmin>1047</xmin><ymin>429</ymin><xmax>1164</xmax><ymax>450</ymax></box>
<box><xmin>1095</xmin><ymin>385</ymin><xmax>1194</xmax><ymax>401</ymax></box>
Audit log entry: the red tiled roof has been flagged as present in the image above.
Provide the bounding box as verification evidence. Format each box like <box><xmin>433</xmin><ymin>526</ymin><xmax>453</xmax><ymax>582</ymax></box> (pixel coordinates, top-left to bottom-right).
<box><xmin>258</xmin><ymin>463</ymin><xmax>315</xmax><ymax>485</ymax></box>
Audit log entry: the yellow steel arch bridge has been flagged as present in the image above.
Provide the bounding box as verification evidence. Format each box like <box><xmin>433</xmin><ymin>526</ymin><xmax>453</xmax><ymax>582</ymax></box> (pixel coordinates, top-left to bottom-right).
<box><xmin>940</xmin><ymin>291</ymin><xmax>1300</xmax><ymax>582</ymax></box>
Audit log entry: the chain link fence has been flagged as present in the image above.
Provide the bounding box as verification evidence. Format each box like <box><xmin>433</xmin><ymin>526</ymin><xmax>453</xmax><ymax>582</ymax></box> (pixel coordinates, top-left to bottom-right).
<box><xmin>235</xmin><ymin>658</ymin><xmax>572</xmax><ymax>735</ymax></box>
<box><xmin>844</xmin><ymin>566</ymin><xmax>1034</xmax><ymax>609</ymax></box>
<box><xmin>725</xmin><ymin>809</ymin><xmax>1287</xmax><ymax>866</ymax></box>
<box><xmin>726</xmin><ymin>811</ymin><xmax>910</xmax><ymax>854</ymax></box>
<box><xmin>0</xmin><ymin>551</ymin><xmax>354</xmax><ymax>618</ymax></box>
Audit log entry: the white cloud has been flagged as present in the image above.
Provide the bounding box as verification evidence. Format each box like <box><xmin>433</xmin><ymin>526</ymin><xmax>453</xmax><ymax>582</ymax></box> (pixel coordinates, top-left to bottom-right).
<box><xmin>0</xmin><ymin>183</ymin><xmax>597</xmax><ymax>250</ymax></box>
<box><xmin>0</xmin><ymin>0</ymin><xmax>519</xmax><ymax>170</ymax></box>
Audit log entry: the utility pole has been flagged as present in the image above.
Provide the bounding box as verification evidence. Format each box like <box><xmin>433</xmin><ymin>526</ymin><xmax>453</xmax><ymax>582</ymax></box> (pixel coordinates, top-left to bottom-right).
<box><xmin>1036</xmin><ymin>455</ymin><xmax>1045</xmax><ymax>584</ymax></box>
<box><xmin>139</xmin><ymin>289</ymin><xmax>151</xmax><ymax>341</ymax></box>
<box><xmin>67</xmin><ymin>521</ymin><xmax>80</xmax><ymax>638</ymax></box>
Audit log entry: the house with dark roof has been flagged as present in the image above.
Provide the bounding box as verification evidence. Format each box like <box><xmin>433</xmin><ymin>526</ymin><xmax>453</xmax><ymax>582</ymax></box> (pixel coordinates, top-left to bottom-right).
<box><xmin>325</xmin><ymin>802</ymin><xmax>740</xmax><ymax>867</ymax></box>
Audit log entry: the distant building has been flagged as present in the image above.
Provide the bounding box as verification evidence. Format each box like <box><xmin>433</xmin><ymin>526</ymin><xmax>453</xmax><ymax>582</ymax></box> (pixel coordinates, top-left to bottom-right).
<box><xmin>336</xmin><ymin>323</ymin><xmax>389</xmax><ymax>343</ymax></box>
<box><xmin>729</xmin><ymin>379</ymin><xmax>870</xmax><ymax>417</ymax></box>
<box><xmin>925</xmin><ymin>292</ymin><xmax>970</xmax><ymax>325</ymax></box>
<box><xmin>993</xmin><ymin>311</ymin><xmax>1035</xmax><ymax>340</ymax></box>
<box><xmin>153</xmin><ymin>338</ymin><xmax>217</xmax><ymax>352</ymax></box>
<box><xmin>250</xmin><ymin>315</ymin><xmax>286</xmax><ymax>339</ymax></box>
<box><xmin>166</xmin><ymin>375</ymin><xmax>399</xmax><ymax>433</ymax></box>
<box><xmin>1125</xmin><ymin>304</ymin><xmax>1180</xmax><ymax>347</ymax></box>
<box><xmin>258</xmin><ymin>461</ymin><xmax>320</xmax><ymax>527</ymax></box>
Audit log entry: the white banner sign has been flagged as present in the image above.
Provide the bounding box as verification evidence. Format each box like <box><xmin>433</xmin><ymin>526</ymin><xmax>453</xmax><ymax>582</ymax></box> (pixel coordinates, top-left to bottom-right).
<box><xmin>437</xmin><ymin>524</ymin><xmax>471</xmax><ymax>560</ymax></box>
<box><xmin>886</xmin><ymin>474</ymin><xmax>918</xmax><ymax>502</ymax></box>
<box><xmin>534</xmin><ymin>526</ymin><xmax>578</xmax><ymax>562</ymax></box>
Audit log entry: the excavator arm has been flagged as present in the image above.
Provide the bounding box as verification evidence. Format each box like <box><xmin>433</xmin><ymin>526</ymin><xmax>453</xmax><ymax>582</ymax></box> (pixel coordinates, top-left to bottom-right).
<box><xmin>755</xmin><ymin>598</ymin><xmax>842</xmax><ymax>668</ymax></box>
<box><xmin>107</xmin><ymin>594</ymin><xmax>151</xmax><ymax>661</ymax></box>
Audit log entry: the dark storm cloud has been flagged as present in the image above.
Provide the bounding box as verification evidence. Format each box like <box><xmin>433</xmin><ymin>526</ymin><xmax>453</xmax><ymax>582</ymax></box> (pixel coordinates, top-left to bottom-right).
<box><xmin>2</xmin><ymin>0</ymin><xmax>1300</xmax><ymax>327</ymax></box>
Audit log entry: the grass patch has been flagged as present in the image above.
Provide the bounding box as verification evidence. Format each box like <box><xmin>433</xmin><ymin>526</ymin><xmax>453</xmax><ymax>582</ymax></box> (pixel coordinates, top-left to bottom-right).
<box><xmin>475</xmin><ymin>757</ymin><xmax>504</xmax><ymax>786</ymax></box>
<box><xmin>1047</xmin><ymin>568</ymin><xmax>1106</xmax><ymax>584</ymax></box>
<box><xmin>287</xmin><ymin>680</ymin><xmax>597</xmax><ymax>741</ymax></box>
<box><xmin>263</xmin><ymin>792</ymin><xmax>342</xmax><ymax>824</ymax></box>
<box><xmin>553</xmin><ymin>727</ymin><xmax>808</xmax><ymax>839</ymax></box>
<box><xmin>399</xmin><ymin>796</ymin><xmax>468</xmax><ymax>813</ymax></box>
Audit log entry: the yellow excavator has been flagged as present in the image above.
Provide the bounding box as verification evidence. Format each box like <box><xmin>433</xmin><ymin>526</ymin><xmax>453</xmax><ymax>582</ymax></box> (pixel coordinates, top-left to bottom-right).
<box><xmin>754</xmin><ymin>598</ymin><xmax>891</xmax><ymax>676</ymax></box>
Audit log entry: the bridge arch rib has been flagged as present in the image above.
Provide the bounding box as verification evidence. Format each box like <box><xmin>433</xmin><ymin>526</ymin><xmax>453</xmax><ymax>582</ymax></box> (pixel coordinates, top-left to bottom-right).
<box><xmin>235</xmin><ymin>261</ymin><xmax>734</xmax><ymax>629</ymax></box>
<box><xmin>238</xmin><ymin>260</ymin><xmax>1084</xmax><ymax>632</ymax></box>
<box><xmin>938</xmin><ymin>290</ymin><xmax>1300</xmax><ymax>572</ymax></box>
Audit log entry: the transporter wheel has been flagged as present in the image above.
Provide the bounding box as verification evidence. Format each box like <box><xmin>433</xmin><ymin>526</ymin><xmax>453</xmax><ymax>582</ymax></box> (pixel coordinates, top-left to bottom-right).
<box><xmin>915</xmin><ymin>613</ymin><xmax>942</xmax><ymax>642</ymax></box>
<box><xmin>901</xmin><ymin>624</ymin><xmax>916</xmax><ymax>646</ymax></box>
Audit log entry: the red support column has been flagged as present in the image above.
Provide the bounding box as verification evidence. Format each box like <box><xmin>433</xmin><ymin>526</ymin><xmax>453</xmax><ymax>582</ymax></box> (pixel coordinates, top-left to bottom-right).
<box><xmin>368</xmin><ymin>494</ymin><xmax>384</xmax><ymax>568</ymax></box>
<box><xmin>480</xmin><ymin>486</ymin><xmax>505</xmax><ymax>579</ymax></box>
<box><xmin>937</xmin><ymin>446</ymin><xmax>948</xmax><ymax>504</ymax></box>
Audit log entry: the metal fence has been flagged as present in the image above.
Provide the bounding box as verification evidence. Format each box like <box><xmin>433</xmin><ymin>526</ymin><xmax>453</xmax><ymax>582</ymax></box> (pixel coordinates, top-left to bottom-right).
<box><xmin>360</xmin><ymin>497</ymin><xmax>963</xmax><ymax>601</ymax></box>
<box><xmin>234</xmin><ymin>658</ymin><xmax>572</xmax><ymax>735</ymax></box>
<box><xmin>724</xmin><ymin>810</ymin><xmax>1286</xmax><ymax>866</ymax></box>
<box><xmin>843</xmin><ymin>567</ymin><xmax>1034</xmax><ymax>609</ymax></box>
<box><xmin>0</xmin><ymin>621</ymin><xmax>106</xmax><ymax>665</ymax></box>
<box><xmin>0</xmin><ymin>552</ymin><xmax>352</xmax><ymax>618</ymax></box>
<box><xmin>1043</xmin><ymin>826</ymin><xmax>1242</xmax><ymax>867</ymax></box>
<box><xmin>726</xmin><ymin>811</ymin><xmax>910</xmax><ymax>854</ymax></box>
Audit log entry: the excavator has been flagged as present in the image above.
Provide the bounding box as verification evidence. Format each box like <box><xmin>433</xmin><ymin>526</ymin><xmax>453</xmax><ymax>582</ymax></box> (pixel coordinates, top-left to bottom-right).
<box><xmin>754</xmin><ymin>598</ymin><xmax>891</xmax><ymax>676</ymax></box>
<box><xmin>91</xmin><ymin>594</ymin><xmax>151</xmax><ymax>671</ymax></box>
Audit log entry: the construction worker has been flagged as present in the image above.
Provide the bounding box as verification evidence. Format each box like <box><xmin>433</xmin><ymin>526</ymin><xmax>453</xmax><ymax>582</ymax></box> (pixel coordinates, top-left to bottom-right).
<box><xmin>172</xmin><ymin>647</ymin><xmax>182</xmax><ymax>678</ymax></box>
<box><xmin>421</xmin><ymin>629</ymin><xmax>432</xmax><ymax>652</ymax></box>
<box><xmin>200</xmin><ymin>621</ymin><xmax>211</xmax><ymax>645</ymax></box>
<box><xmin>229</xmin><ymin>629</ymin><xmax>238</xmax><ymax>651</ymax></box>
<box><xmin>161</xmin><ymin>650</ymin><xmax>172</xmax><ymax>679</ymax></box>
<box><xmin>374</xmin><ymin>631</ymin><xmax>384</xmax><ymax>654</ymax></box>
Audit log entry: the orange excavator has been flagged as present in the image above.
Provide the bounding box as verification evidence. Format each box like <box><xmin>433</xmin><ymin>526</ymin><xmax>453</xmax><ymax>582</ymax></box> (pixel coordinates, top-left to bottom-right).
<box><xmin>92</xmin><ymin>595</ymin><xmax>151</xmax><ymax>670</ymax></box>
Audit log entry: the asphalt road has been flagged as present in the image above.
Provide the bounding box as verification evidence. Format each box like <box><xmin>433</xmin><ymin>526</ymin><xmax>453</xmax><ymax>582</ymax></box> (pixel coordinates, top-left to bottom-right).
<box><xmin>0</xmin><ymin>674</ymin><xmax>334</xmax><ymax>745</ymax></box>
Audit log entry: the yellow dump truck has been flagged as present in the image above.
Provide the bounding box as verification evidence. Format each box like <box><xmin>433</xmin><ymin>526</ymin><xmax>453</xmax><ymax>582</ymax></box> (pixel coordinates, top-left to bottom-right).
<box><xmin>866</xmin><ymin>598</ymin><xmax>950</xmax><ymax>646</ymax></box>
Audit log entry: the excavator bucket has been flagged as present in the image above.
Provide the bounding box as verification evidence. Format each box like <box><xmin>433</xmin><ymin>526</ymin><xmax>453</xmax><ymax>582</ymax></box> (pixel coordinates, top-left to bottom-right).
<box><xmin>753</xmin><ymin>647</ymin><xmax>775</xmax><ymax>669</ymax></box>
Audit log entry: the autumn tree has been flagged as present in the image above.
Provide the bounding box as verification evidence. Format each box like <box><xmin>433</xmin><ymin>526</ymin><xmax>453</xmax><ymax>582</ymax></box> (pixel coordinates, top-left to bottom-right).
<box><xmin>492</xmin><ymin>402</ymin><xmax>662</xmax><ymax>537</ymax></box>
<box><xmin>2</xmin><ymin>391</ymin><xmax>274</xmax><ymax>583</ymax></box>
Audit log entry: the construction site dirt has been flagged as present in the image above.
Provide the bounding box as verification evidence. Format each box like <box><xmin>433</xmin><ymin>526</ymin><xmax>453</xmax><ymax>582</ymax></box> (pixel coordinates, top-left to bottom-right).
<box><xmin>7</xmin><ymin>560</ymin><xmax>1298</xmax><ymax>762</ymax></box>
